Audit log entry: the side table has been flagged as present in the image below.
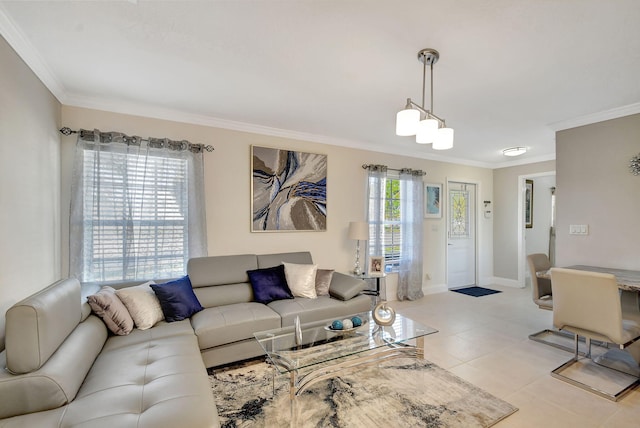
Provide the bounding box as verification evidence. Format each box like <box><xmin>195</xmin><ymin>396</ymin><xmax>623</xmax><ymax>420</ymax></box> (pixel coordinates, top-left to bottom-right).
<box><xmin>352</xmin><ymin>273</ymin><xmax>385</xmax><ymax>302</ymax></box>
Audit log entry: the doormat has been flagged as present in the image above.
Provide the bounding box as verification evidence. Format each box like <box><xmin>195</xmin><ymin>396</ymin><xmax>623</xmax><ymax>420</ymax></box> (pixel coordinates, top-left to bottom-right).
<box><xmin>451</xmin><ymin>286</ymin><xmax>502</xmax><ymax>297</ymax></box>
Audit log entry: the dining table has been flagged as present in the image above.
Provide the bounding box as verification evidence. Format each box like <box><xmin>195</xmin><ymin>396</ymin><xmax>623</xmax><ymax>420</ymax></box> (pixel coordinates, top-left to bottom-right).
<box><xmin>536</xmin><ymin>265</ymin><xmax>640</xmax><ymax>292</ymax></box>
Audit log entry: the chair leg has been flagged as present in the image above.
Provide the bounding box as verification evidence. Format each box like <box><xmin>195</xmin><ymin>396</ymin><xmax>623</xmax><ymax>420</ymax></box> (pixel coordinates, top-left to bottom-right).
<box><xmin>551</xmin><ymin>333</ymin><xmax>639</xmax><ymax>401</ymax></box>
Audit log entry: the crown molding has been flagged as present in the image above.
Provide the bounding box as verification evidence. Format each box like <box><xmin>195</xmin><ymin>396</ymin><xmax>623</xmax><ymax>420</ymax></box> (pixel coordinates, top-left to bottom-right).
<box><xmin>493</xmin><ymin>152</ymin><xmax>556</xmax><ymax>169</ymax></box>
<box><xmin>65</xmin><ymin>92</ymin><xmax>506</xmax><ymax>168</ymax></box>
<box><xmin>0</xmin><ymin>3</ymin><xmax>551</xmax><ymax>171</ymax></box>
<box><xmin>549</xmin><ymin>102</ymin><xmax>640</xmax><ymax>132</ymax></box>
<box><xmin>0</xmin><ymin>4</ymin><xmax>67</xmax><ymax>103</ymax></box>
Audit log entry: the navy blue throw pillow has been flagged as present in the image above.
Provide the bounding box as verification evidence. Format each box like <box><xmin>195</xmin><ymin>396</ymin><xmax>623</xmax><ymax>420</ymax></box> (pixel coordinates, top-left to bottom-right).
<box><xmin>247</xmin><ymin>265</ymin><xmax>294</xmax><ymax>304</ymax></box>
<box><xmin>151</xmin><ymin>275</ymin><xmax>204</xmax><ymax>322</ymax></box>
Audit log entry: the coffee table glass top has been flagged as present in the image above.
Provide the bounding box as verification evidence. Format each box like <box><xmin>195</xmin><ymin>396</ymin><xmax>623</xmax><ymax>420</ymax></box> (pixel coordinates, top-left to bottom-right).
<box><xmin>254</xmin><ymin>311</ymin><xmax>437</xmax><ymax>374</ymax></box>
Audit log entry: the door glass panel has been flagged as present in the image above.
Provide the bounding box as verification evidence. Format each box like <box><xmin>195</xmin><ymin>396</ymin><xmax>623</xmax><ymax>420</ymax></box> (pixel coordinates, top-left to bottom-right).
<box><xmin>449</xmin><ymin>189</ymin><xmax>469</xmax><ymax>238</ymax></box>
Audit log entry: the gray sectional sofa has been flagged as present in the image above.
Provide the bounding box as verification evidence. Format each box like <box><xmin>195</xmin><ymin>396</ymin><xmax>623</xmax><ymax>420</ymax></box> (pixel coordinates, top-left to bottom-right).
<box><xmin>0</xmin><ymin>251</ymin><xmax>370</xmax><ymax>426</ymax></box>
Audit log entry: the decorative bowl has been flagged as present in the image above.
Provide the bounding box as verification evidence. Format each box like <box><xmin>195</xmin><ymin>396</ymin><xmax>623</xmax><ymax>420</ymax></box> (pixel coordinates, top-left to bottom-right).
<box><xmin>324</xmin><ymin>319</ymin><xmax>367</xmax><ymax>334</ymax></box>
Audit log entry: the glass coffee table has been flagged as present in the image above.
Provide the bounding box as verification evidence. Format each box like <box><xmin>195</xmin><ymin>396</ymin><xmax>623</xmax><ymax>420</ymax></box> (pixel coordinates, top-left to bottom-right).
<box><xmin>254</xmin><ymin>311</ymin><xmax>437</xmax><ymax>425</ymax></box>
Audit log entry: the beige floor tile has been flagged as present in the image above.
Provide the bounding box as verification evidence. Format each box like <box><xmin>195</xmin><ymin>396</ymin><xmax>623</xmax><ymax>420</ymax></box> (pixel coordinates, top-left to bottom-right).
<box><xmin>393</xmin><ymin>284</ymin><xmax>640</xmax><ymax>427</ymax></box>
<box><xmin>497</xmin><ymin>388</ymin><xmax>601</xmax><ymax>428</ymax></box>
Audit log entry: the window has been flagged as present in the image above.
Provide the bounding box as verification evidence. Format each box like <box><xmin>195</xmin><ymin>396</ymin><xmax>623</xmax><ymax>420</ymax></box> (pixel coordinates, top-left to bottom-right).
<box><xmin>72</xmin><ymin>144</ymin><xmax>204</xmax><ymax>283</ymax></box>
<box><xmin>368</xmin><ymin>176</ymin><xmax>402</xmax><ymax>272</ymax></box>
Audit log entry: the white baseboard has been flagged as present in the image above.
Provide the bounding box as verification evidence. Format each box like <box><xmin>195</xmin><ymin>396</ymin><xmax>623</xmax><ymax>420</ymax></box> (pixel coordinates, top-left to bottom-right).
<box><xmin>422</xmin><ymin>284</ymin><xmax>448</xmax><ymax>295</ymax></box>
<box><xmin>490</xmin><ymin>277</ymin><xmax>524</xmax><ymax>288</ymax></box>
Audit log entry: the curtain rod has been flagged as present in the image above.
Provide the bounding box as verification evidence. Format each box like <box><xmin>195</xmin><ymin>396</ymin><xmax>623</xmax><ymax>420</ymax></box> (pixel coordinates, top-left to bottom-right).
<box><xmin>361</xmin><ymin>164</ymin><xmax>426</xmax><ymax>176</ymax></box>
<box><xmin>59</xmin><ymin>127</ymin><xmax>214</xmax><ymax>152</ymax></box>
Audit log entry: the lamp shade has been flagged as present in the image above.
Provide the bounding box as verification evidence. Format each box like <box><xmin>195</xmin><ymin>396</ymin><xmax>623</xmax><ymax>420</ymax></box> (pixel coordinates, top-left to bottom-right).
<box><xmin>348</xmin><ymin>221</ymin><xmax>369</xmax><ymax>241</ymax></box>
<box><xmin>416</xmin><ymin>118</ymin><xmax>438</xmax><ymax>144</ymax></box>
<box><xmin>396</xmin><ymin>108</ymin><xmax>420</xmax><ymax>136</ymax></box>
<box><xmin>433</xmin><ymin>127</ymin><xmax>454</xmax><ymax>150</ymax></box>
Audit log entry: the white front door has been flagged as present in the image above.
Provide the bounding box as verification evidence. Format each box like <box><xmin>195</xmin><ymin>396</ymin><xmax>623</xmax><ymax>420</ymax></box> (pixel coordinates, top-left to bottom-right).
<box><xmin>447</xmin><ymin>182</ymin><xmax>476</xmax><ymax>289</ymax></box>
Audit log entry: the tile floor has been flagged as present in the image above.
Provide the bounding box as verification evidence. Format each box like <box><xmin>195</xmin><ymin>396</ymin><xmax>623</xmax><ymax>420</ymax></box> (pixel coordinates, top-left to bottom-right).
<box><xmin>389</xmin><ymin>284</ymin><xmax>640</xmax><ymax>428</ymax></box>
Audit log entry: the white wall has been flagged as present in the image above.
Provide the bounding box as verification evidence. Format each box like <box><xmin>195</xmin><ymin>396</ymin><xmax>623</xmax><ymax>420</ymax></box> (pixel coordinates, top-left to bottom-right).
<box><xmin>60</xmin><ymin>106</ymin><xmax>494</xmax><ymax>297</ymax></box>
<box><xmin>556</xmin><ymin>114</ymin><xmax>640</xmax><ymax>269</ymax></box>
<box><xmin>525</xmin><ymin>175</ymin><xmax>555</xmax><ymax>256</ymax></box>
<box><xmin>0</xmin><ymin>36</ymin><xmax>61</xmax><ymax>350</ymax></box>
<box><xmin>493</xmin><ymin>160</ymin><xmax>556</xmax><ymax>283</ymax></box>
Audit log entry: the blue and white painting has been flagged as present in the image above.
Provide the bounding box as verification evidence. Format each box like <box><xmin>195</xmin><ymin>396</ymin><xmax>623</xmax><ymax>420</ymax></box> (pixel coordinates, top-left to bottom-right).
<box><xmin>252</xmin><ymin>146</ymin><xmax>327</xmax><ymax>231</ymax></box>
<box><xmin>425</xmin><ymin>183</ymin><xmax>442</xmax><ymax>218</ymax></box>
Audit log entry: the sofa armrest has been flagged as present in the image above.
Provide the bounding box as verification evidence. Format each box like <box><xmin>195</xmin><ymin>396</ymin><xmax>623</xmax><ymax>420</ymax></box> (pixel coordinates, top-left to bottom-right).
<box><xmin>328</xmin><ymin>272</ymin><xmax>367</xmax><ymax>301</ymax></box>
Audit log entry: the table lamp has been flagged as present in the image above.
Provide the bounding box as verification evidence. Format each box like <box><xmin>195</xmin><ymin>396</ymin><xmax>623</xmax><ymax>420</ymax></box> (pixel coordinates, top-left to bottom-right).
<box><xmin>348</xmin><ymin>221</ymin><xmax>369</xmax><ymax>275</ymax></box>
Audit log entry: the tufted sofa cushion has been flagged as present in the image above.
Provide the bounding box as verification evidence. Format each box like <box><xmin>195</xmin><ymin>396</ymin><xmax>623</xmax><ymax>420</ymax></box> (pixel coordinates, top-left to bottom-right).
<box><xmin>190</xmin><ymin>302</ymin><xmax>281</xmax><ymax>350</ymax></box>
<box><xmin>268</xmin><ymin>294</ymin><xmax>371</xmax><ymax>326</ymax></box>
<box><xmin>0</xmin><ymin>320</ymin><xmax>218</xmax><ymax>427</ymax></box>
<box><xmin>62</xmin><ymin>319</ymin><xmax>217</xmax><ymax>427</ymax></box>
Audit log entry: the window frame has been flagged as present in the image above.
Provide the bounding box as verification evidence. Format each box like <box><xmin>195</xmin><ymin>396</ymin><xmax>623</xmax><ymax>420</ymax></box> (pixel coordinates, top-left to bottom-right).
<box><xmin>78</xmin><ymin>147</ymin><xmax>191</xmax><ymax>283</ymax></box>
<box><xmin>368</xmin><ymin>174</ymin><xmax>403</xmax><ymax>273</ymax></box>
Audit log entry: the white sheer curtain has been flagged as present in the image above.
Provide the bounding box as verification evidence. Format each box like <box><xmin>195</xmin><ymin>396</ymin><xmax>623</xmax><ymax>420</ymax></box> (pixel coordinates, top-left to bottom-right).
<box><xmin>366</xmin><ymin>165</ymin><xmax>387</xmax><ymax>259</ymax></box>
<box><xmin>69</xmin><ymin>129</ymin><xmax>208</xmax><ymax>283</ymax></box>
<box><xmin>397</xmin><ymin>169</ymin><xmax>424</xmax><ymax>301</ymax></box>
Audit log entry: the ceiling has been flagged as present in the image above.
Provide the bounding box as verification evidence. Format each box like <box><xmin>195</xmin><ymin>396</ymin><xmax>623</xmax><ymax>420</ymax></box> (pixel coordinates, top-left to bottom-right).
<box><xmin>2</xmin><ymin>1</ymin><xmax>640</xmax><ymax>168</ymax></box>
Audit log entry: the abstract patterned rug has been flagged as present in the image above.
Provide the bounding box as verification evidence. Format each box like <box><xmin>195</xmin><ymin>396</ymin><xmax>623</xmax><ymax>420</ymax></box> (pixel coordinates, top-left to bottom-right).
<box><xmin>209</xmin><ymin>357</ymin><xmax>517</xmax><ymax>427</ymax></box>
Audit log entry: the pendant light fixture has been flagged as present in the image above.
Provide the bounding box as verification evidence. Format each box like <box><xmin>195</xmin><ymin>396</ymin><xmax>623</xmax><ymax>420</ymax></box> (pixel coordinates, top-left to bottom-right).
<box><xmin>396</xmin><ymin>48</ymin><xmax>454</xmax><ymax>150</ymax></box>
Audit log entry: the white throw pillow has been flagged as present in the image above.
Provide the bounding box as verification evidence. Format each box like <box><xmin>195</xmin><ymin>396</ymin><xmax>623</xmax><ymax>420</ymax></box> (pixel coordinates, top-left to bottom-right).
<box><xmin>115</xmin><ymin>281</ymin><xmax>163</xmax><ymax>330</ymax></box>
<box><xmin>283</xmin><ymin>262</ymin><xmax>318</xmax><ymax>299</ymax></box>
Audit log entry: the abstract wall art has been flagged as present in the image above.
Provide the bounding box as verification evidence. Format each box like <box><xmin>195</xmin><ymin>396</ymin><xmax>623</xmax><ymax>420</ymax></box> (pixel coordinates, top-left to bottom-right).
<box><xmin>251</xmin><ymin>145</ymin><xmax>327</xmax><ymax>232</ymax></box>
<box><xmin>424</xmin><ymin>183</ymin><xmax>442</xmax><ymax>218</ymax></box>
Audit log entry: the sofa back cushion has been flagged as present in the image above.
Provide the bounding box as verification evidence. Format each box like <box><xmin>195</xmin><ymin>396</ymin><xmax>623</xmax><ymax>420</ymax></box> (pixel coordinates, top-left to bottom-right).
<box><xmin>188</xmin><ymin>254</ymin><xmax>258</xmax><ymax>287</ymax></box>
<box><xmin>187</xmin><ymin>254</ymin><xmax>258</xmax><ymax>307</ymax></box>
<box><xmin>5</xmin><ymin>278</ymin><xmax>81</xmax><ymax>374</ymax></box>
<box><xmin>257</xmin><ymin>251</ymin><xmax>313</xmax><ymax>268</ymax></box>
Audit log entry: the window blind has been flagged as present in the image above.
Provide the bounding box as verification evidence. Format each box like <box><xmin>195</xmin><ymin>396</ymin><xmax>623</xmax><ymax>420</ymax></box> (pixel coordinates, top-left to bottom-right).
<box><xmin>81</xmin><ymin>149</ymin><xmax>190</xmax><ymax>282</ymax></box>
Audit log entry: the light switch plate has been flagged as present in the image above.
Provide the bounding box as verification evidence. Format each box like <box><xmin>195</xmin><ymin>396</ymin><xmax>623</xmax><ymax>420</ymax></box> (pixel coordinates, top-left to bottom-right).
<box><xmin>569</xmin><ymin>224</ymin><xmax>589</xmax><ymax>235</ymax></box>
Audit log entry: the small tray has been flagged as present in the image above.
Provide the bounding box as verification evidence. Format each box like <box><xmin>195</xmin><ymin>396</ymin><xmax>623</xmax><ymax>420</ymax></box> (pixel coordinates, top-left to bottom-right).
<box><xmin>324</xmin><ymin>319</ymin><xmax>367</xmax><ymax>334</ymax></box>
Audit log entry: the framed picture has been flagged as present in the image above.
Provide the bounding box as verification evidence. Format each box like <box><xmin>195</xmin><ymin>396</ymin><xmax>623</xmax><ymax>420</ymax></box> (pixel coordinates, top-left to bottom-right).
<box><xmin>368</xmin><ymin>256</ymin><xmax>384</xmax><ymax>277</ymax></box>
<box><xmin>424</xmin><ymin>183</ymin><xmax>442</xmax><ymax>218</ymax></box>
<box><xmin>251</xmin><ymin>145</ymin><xmax>327</xmax><ymax>232</ymax></box>
<box><xmin>525</xmin><ymin>179</ymin><xmax>533</xmax><ymax>229</ymax></box>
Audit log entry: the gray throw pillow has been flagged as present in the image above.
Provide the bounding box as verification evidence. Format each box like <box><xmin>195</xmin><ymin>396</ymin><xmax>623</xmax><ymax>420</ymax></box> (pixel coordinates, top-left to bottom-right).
<box><xmin>87</xmin><ymin>286</ymin><xmax>134</xmax><ymax>335</ymax></box>
<box><xmin>116</xmin><ymin>281</ymin><xmax>163</xmax><ymax>330</ymax></box>
<box><xmin>315</xmin><ymin>269</ymin><xmax>334</xmax><ymax>296</ymax></box>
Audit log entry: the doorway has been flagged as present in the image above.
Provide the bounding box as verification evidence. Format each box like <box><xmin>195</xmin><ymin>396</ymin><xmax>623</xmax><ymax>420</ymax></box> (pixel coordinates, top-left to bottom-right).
<box><xmin>518</xmin><ymin>172</ymin><xmax>556</xmax><ymax>287</ymax></box>
<box><xmin>447</xmin><ymin>181</ymin><xmax>477</xmax><ymax>289</ymax></box>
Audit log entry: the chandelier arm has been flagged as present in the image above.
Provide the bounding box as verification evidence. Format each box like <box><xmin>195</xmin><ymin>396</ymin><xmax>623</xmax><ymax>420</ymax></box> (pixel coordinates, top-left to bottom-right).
<box><xmin>430</xmin><ymin>62</ymin><xmax>434</xmax><ymax>114</ymax></box>
<box><xmin>421</xmin><ymin>55</ymin><xmax>426</xmax><ymax>111</ymax></box>
<box><xmin>405</xmin><ymin>100</ymin><xmax>446</xmax><ymax>127</ymax></box>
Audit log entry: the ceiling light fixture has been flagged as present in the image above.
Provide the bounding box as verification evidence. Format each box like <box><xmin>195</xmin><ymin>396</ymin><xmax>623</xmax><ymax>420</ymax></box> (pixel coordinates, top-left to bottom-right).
<box><xmin>396</xmin><ymin>48</ymin><xmax>454</xmax><ymax>150</ymax></box>
<box><xmin>502</xmin><ymin>147</ymin><xmax>527</xmax><ymax>157</ymax></box>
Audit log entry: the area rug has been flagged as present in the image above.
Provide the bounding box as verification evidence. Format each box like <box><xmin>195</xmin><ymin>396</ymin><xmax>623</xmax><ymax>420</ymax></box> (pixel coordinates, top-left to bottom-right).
<box><xmin>451</xmin><ymin>286</ymin><xmax>502</xmax><ymax>297</ymax></box>
<box><xmin>209</xmin><ymin>357</ymin><xmax>517</xmax><ymax>427</ymax></box>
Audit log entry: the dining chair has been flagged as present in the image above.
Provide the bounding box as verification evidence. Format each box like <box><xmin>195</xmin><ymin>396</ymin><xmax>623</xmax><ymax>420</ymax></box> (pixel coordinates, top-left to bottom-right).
<box><xmin>550</xmin><ymin>267</ymin><xmax>640</xmax><ymax>401</ymax></box>
<box><xmin>528</xmin><ymin>253</ymin><xmax>552</xmax><ymax>310</ymax></box>
<box><xmin>526</xmin><ymin>253</ymin><xmax>576</xmax><ymax>351</ymax></box>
